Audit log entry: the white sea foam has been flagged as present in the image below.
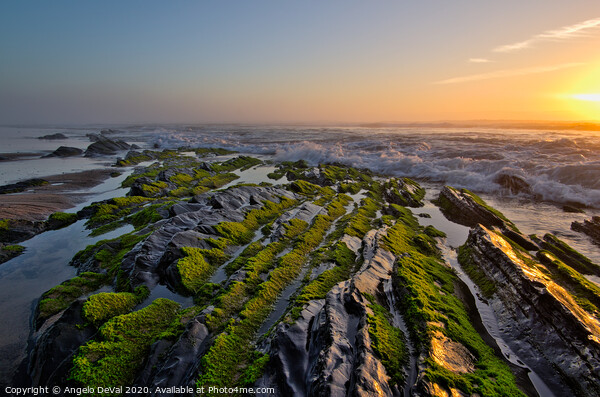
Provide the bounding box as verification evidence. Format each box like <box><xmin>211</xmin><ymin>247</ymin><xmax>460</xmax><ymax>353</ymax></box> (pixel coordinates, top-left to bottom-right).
<box><xmin>136</xmin><ymin>125</ymin><xmax>600</xmax><ymax>208</ymax></box>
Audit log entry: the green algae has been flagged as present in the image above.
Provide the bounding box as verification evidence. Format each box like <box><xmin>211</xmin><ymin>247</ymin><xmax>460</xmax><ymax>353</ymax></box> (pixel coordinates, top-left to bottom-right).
<box><xmin>345</xmin><ymin>197</ymin><xmax>379</xmax><ymax>238</ymax></box>
<box><xmin>210</xmin><ymin>156</ymin><xmax>262</xmax><ymax>172</ymax></box>
<box><xmin>70</xmin><ymin>298</ymin><xmax>181</xmax><ymax>392</ymax></box>
<box><xmin>2</xmin><ymin>244</ymin><xmax>24</xmax><ymax>253</ymax></box>
<box><xmin>197</xmin><ymin>196</ymin><xmax>346</xmax><ymax>393</ymax></box>
<box><xmin>82</xmin><ymin>291</ymin><xmax>140</xmax><ymax>326</ymax></box>
<box><xmin>424</xmin><ymin>225</ymin><xmax>447</xmax><ymax>238</ymax></box>
<box><xmin>214</xmin><ymin>222</ymin><xmax>254</xmax><ymax>245</ymax></box>
<box><xmin>384</xmin><ymin>210</ymin><xmax>525</xmax><ymax>397</ymax></box>
<box><xmin>365</xmin><ymin>297</ymin><xmax>408</xmax><ymax>387</ymax></box>
<box><xmin>295</xmin><ymin>241</ymin><xmax>356</xmax><ymax>304</ymax></box>
<box><xmin>537</xmin><ymin>233</ymin><xmax>600</xmax><ymax>276</ymax></box>
<box><xmin>38</xmin><ymin>272</ymin><xmax>109</xmax><ymax>322</ymax></box>
<box><xmin>47</xmin><ymin>211</ymin><xmax>78</xmax><ymax>228</ymax></box>
<box><xmin>176</xmin><ymin>198</ymin><xmax>298</xmax><ymax>294</ymax></box>
<box><xmin>537</xmin><ymin>250</ymin><xmax>600</xmax><ymax>314</ymax></box>
<box><xmin>383</xmin><ymin>178</ymin><xmax>425</xmax><ymax>207</ymax></box>
<box><xmin>457</xmin><ymin>245</ymin><xmax>497</xmax><ymax>299</ymax></box>
<box><xmin>177</xmin><ymin>247</ymin><xmax>228</xmax><ymax>294</ymax></box>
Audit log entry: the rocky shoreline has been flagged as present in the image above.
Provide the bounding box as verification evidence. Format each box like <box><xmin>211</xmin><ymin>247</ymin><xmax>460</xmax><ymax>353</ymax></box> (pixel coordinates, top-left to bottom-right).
<box><xmin>1</xmin><ymin>145</ymin><xmax>600</xmax><ymax>396</ymax></box>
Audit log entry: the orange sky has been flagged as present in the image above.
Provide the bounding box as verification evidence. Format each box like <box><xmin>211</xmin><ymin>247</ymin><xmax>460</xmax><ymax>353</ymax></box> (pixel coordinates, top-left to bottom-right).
<box><xmin>1</xmin><ymin>2</ymin><xmax>600</xmax><ymax>124</ymax></box>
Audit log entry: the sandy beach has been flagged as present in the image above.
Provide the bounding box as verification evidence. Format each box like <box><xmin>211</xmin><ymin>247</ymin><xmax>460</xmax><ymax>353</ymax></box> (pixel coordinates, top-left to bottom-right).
<box><xmin>0</xmin><ymin>168</ymin><xmax>115</xmax><ymax>221</ymax></box>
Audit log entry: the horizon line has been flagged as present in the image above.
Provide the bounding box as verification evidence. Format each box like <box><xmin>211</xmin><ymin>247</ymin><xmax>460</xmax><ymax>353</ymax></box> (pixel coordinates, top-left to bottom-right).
<box><xmin>3</xmin><ymin>119</ymin><xmax>600</xmax><ymax>131</ymax></box>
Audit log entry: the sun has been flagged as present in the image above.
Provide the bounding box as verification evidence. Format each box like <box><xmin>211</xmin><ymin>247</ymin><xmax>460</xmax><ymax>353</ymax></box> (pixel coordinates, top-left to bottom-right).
<box><xmin>560</xmin><ymin>93</ymin><xmax>600</xmax><ymax>120</ymax></box>
<box><xmin>572</xmin><ymin>93</ymin><xmax>600</xmax><ymax>102</ymax></box>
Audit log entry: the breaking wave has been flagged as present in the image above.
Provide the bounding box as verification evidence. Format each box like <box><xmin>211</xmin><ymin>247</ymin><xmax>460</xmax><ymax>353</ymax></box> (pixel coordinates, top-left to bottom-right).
<box><xmin>127</xmin><ymin>125</ymin><xmax>600</xmax><ymax>208</ymax></box>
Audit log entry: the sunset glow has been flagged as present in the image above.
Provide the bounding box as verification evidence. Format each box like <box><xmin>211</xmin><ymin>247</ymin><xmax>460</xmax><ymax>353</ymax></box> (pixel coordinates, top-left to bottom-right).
<box><xmin>0</xmin><ymin>2</ymin><xmax>599</xmax><ymax>124</ymax></box>
<box><xmin>572</xmin><ymin>94</ymin><xmax>600</xmax><ymax>102</ymax></box>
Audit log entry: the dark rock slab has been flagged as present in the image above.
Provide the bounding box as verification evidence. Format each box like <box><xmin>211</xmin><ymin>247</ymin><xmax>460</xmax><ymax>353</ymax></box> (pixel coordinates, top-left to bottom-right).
<box><xmin>463</xmin><ymin>225</ymin><xmax>600</xmax><ymax>396</ymax></box>
<box><xmin>435</xmin><ymin>186</ymin><xmax>537</xmax><ymax>250</ymax></box>
<box><xmin>119</xmin><ymin>185</ymin><xmax>283</xmax><ymax>288</ymax></box>
<box><xmin>0</xmin><ymin>218</ymin><xmax>47</xmax><ymax>244</ymax></box>
<box><xmin>38</xmin><ymin>133</ymin><xmax>67</xmax><ymax>140</ymax></box>
<box><xmin>129</xmin><ymin>176</ymin><xmax>170</xmax><ymax>198</ymax></box>
<box><xmin>43</xmin><ymin>146</ymin><xmax>83</xmax><ymax>158</ymax></box>
<box><xmin>532</xmin><ymin>233</ymin><xmax>600</xmax><ymax>276</ymax></box>
<box><xmin>383</xmin><ymin>178</ymin><xmax>425</xmax><ymax>208</ymax></box>
<box><xmin>0</xmin><ymin>244</ymin><xmax>24</xmax><ymax>264</ymax></box>
<box><xmin>563</xmin><ymin>204</ymin><xmax>585</xmax><ymax>213</ymax></box>
<box><xmin>157</xmin><ymin>168</ymin><xmax>195</xmax><ymax>183</ymax></box>
<box><xmin>100</xmin><ymin>128</ymin><xmax>118</xmax><ymax>135</ymax></box>
<box><xmin>84</xmin><ymin>134</ymin><xmax>130</xmax><ymax>157</ymax></box>
<box><xmin>258</xmin><ymin>229</ymin><xmax>400</xmax><ymax>397</ymax></box>
<box><xmin>0</xmin><ymin>178</ymin><xmax>48</xmax><ymax>195</ymax></box>
<box><xmin>572</xmin><ymin>216</ymin><xmax>600</xmax><ymax>246</ymax></box>
<box><xmin>270</xmin><ymin>202</ymin><xmax>323</xmax><ymax>241</ymax></box>
<box><xmin>16</xmin><ymin>300</ymin><xmax>96</xmax><ymax>388</ymax></box>
<box><xmin>494</xmin><ymin>173</ymin><xmax>531</xmax><ymax>195</ymax></box>
<box><xmin>133</xmin><ymin>318</ymin><xmax>211</xmax><ymax>395</ymax></box>
<box><xmin>286</xmin><ymin>167</ymin><xmax>332</xmax><ymax>186</ymax></box>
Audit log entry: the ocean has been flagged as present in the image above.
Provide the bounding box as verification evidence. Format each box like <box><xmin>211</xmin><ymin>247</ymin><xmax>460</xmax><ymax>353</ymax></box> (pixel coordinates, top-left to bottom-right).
<box><xmin>3</xmin><ymin>124</ymin><xmax>600</xmax><ymax>206</ymax></box>
<box><xmin>1</xmin><ymin>123</ymin><xmax>599</xmax><ymax>263</ymax></box>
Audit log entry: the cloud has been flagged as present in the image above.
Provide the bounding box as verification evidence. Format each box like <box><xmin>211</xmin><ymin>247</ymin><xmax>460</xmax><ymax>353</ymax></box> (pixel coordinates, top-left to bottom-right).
<box><xmin>468</xmin><ymin>58</ymin><xmax>492</xmax><ymax>63</ymax></box>
<box><xmin>433</xmin><ymin>62</ymin><xmax>583</xmax><ymax>85</ymax></box>
<box><xmin>494</xmin><ymin>17</ymin><xmax>600</xmax><ymax>53</ymax></box>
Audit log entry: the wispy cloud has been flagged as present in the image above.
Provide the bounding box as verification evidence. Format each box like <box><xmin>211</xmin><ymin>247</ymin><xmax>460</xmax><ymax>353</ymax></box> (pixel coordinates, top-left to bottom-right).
<box><xmin>494</xmin><ymin>17</ymin><xmax>600</xmax><ymax>53</ymax></box>
<box><xmin>468</xmin><ymin>58</ymin><xmax>492</xmax><ymax>63</ymax></box>
<box><xmin>433</xmin><ymin>62</ymin><xmax>583</xmax><ymax>85</ymax></box>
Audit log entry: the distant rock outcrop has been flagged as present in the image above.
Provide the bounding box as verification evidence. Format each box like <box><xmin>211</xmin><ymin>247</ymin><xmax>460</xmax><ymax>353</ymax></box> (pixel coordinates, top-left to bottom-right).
<box><xmin>38</xmin><ymin>133</ymin><xmax>67</xmax><ymax>140</ymax></box>
<box><xmin>84</xmin><ymin>134</ymin><xmax>130</xmax><ymax>157</ymax></box>
<box><xmin>494</xmin><ymin>173</ymin><xmax>531</xmax><ymax>195</ymax></box>
<box><xmin>43</xmin><ymin>146</ymin><xmax>83</xmax><ymax>158</ymax></box>
<box><xmin>0</xmin><ymin>178</ymin><xmax>48</xmax><ymax>195</ymax></box>
<box><xmin>572</xmin><ymin>216</ymin><xmax>600</xmax><ymax>246</ymax></box>
<box><xmin>0</xmin><ymin>212</ymin><xmax>78</xmax><ymax>245</ymax></box>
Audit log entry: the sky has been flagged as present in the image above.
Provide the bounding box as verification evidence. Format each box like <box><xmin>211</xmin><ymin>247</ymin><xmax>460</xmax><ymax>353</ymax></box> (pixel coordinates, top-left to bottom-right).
<box><xmin>1</xmin><ymin>1</ymin><xmax>600</xmax><ymax>124</ymax></box>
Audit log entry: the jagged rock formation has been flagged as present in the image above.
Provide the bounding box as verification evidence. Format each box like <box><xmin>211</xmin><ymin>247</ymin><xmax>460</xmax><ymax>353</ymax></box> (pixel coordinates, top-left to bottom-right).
<box><xmin>572</xmin><ymin>216</ymin><xmax>600</xmax><ymax>246</ymax></box>
<box><xmin>0</xmin><ymin>178</ymin><xmax>48</xmax><ymax>195</ymax></box>
<box><xmin>531</xmin><ymin>233</ymin><xmax>600</xmax><ymax>276</ymax></box>
<box><xmin>494</xmin><ymin>173</ymin><xmax>531</xmax><ymax>195</ymax></box>
<box><xmin>43</xmin><ymin>146</ymin><xmax>83</xmax><ymax>158</ymax></box>
<box><xmin>435</xmin><ymin>185</ymin><xmax>536</xmax><ymax>250</ymax></box>
<box><xmin>38</xmin><ymin>133</ymin><xmax>67</xmax><ymax>140</ymax></box>
<box><xmin>461</xmin><ymin>225</ymin><xmax>600</xmax><ymax>396</ymax></box>
<box><xmin>15</xmin><ymin>151</ymin><xmax>600</xmax><ymax>397</ymax></box>
<box><xmin>0</xmin><ymin>212</ymin><xmax>77</xmax><ymax>245</ymax></box>
<box><xmin>84</xmin><ymin>134</ymin><xmax>131</xmax><ymax>157</ymax></box>
<box><xmin>258</xmin><ymin>229</ymin><xmax>402</xmax><ymax>396</ymax></box>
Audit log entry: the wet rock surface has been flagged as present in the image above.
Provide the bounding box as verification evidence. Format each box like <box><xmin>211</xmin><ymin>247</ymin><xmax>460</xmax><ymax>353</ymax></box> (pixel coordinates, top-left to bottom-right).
<box><xmin>532</xmin><ymin>233</ymin><xmax>600</xmax><ymax>276</ymax></box>
<box><xmin>259</xmin><ymin>229</ymin><xmax>401</xmax><ymax>397</ymax></box>
<box><xmin>133</xmin><ymin>318</ymin><xmax>211</xmax><ymax>395</ymax></box>
<box><xmin>43</xmin><ymin>146</ymin><xmax>83</xmax><ymax>158</ymax></box>
<box><xmin>13</xmin><ymin>152</ymin><xmax>600</xmax><ymax>397</ymax></box>
<box><xmin>16</xmin><ymin>300</ymin><xmax>96</xmax><ymax>388</ymax></box>
<box><xmin>463</xmin><ymin>225</ymin><xmax>600</xmax><ymax>396</ymax></box>
<box><xmin>38</xmin><ymin>133</ymin><xmax>68</xmax><ymax>140</ymax></box>
<box><xmin>84</xmin><ymin>134</ymin><xmax>131</xmax><ymax>157</ymax></box>
<box><xmin>436</xmin><ymin>185</ymin><xmax>537</xmax><ymax>250</ymax></box>
<box><xmin>0</xmin><ymin>218</ymin><xmax>47</xmax><ymax>244</ymax></box>
<box><xmin>572</xmin><ymin>216</ymin><xmax>600</xmax><ymax>246</ymax></box>
<box><xmin>0</xmin><ymin>178</ymin><xmax>48</xmax><ymax>195</ymax></box>
<box><xmin>494</xmin><ymin>173</ymin><xmax>531</xmax><ymax>195</ymax></box>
